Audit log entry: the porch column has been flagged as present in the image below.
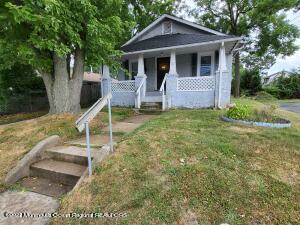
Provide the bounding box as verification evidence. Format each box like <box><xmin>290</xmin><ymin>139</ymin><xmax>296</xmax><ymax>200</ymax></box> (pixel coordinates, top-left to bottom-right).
<box><xmin>169</xmin><ymin>51</ymin><xmax>178</xmax><ymax>76</ymax></box>
<box><xmin>102</xmin><ymin>65</ymin><xmax>111</xmax><ymax>97</ymax></box>
<box><xmin>215</xmin><ymin>42</ymin><xmax>227</xmax><ymax>108</ymax></box>
<box><xmin>135</xmin><ymin>54</ymin><xmax>147</xmax><ymax>103</ymax></box>
<box><xmin>137</xmin><ymin>53</ymin><xmax>145</xmax><ymax>76</ymax></box>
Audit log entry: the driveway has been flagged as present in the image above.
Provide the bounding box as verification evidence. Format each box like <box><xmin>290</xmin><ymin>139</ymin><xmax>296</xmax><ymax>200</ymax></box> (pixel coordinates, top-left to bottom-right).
<box><xmin>280</xmin><ymin>103</ymin><xmax>300</xmax><ymax>115</ymax></box>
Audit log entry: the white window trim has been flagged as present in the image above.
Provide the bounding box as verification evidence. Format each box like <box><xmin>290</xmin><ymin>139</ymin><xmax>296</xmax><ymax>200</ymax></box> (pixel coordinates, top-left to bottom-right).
<box><xmin>197</xmin><ymin>51</ymin><xmax>215</xmax><ymax>77</ymax></box>
<box><xmin>162</xmin><ymin>21</ymin><xmax>172</xmax><ymax>35</ymax></box>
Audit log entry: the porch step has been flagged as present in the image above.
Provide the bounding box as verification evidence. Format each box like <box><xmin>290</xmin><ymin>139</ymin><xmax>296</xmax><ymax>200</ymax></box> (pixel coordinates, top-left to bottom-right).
<box><xmin>45</xmin><ymin>146</ymin><xmax>92</xmax><ymax>166</ymax></box>
<box><xmin>143</xmin><ymin>95</ymin><xmax>162</xmax><ymax>103</ymax></box>
<box><xmin>30</xmin><ymin>159</ymin><xmax>86</xmax><ymax>186</ymax></box>
<box><xmin>138</xmin><ymin>101</ymin><xmax>162</xmax><ymax>114</ymax></box>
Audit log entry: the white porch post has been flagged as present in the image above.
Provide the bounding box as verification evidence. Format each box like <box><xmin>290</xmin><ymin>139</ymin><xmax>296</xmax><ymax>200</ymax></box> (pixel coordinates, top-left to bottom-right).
<box><xmin>137</xmin><ymin>53</ymin><xmax>145</xmax><ymax>76</ymax></box>
<box><xmin>102</xmin><ymin>65</ymin><xmax>111</xmax><ymax>97</ymax></box>
<box><xmin>135</xmin><ymin>54</ymin><xmax>147</xmax><ymax>107</ymax></box>
<box><xmin>169</xmin><ymin>51</ymin><xmax>178</xmax><ymax>76</ymax></box>
<box><xmin>215</xmin><ymin>42</ymin><xmax>227</xmax><ymax>108</ymax></box>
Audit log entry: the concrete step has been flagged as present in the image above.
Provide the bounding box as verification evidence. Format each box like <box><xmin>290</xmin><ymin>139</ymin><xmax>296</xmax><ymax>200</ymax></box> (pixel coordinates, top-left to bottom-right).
<box><xmin>19</xmin><ymin>176</ymin><xmax>73</xmax><ymax>198</ymax></box>
<box><xmin>138</xmin><ymin>109</ymin><xmax>163</xmax><ymax>115</ymax></box>
<box><xmin>142</xmin><ymin>95</ymin><xmax>162</xmax><ymax>103</ymax></box>
<box><xmin>45</xmin><ymin>146</ymin><xmax>92</xmax><ymax>166</ymax></box>
<box><xmin>30</xmin><ymin>159</ymin><xmax>86</xmax><ymax>186</ymax></box>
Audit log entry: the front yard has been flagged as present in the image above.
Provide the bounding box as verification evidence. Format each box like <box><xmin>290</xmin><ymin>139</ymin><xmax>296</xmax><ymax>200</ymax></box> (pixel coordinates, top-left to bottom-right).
<box><xmin>0</xmin><ymin>107</ymin><xmax>133</xmax><ymax>192</ymax></box>
<box><xmin>53</xmin><ymin>98</ymin><xmax>300</xmax><ymax>224</ymax></box>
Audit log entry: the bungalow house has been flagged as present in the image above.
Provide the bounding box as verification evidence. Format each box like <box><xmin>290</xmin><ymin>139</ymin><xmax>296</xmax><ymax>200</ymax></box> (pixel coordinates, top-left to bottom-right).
<box><xmin>101</xmin><ymin>14</ymin><xmax>243</xmax><ymax>110</ymax></box>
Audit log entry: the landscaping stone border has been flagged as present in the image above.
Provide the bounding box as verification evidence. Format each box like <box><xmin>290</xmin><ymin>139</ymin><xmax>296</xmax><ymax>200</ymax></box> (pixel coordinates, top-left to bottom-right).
<box><xmin>221</xmin><ymin>116</ymin><xmax>291</xmax><ymax>128</ymax></box>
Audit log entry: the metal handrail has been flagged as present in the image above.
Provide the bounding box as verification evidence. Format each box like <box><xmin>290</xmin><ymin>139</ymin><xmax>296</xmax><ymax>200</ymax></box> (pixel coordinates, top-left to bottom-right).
<box><xmin>75</xmin><ymin>93</ymin><xmax>113</xmax><ymax>176</ymax></box>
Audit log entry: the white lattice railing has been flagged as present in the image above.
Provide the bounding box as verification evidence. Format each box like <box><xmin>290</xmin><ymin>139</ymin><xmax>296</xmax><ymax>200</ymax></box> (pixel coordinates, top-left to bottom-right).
<box><xmin>177</xmin><ymin>76</ymin><xmax>215</xmax><ymax>91</ymax></box>
<box><xmin>111</xmin><ymin>80</ymin><xmax>135</xmax><ymax>92</ymax></box>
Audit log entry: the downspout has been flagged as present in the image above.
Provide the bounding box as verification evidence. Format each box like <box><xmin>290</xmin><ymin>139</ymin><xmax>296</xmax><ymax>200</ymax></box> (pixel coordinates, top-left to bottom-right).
<box><xmin>218</xmin><ymin>42</ymin><xmax>224</xmax><ymax>109</ymax></box>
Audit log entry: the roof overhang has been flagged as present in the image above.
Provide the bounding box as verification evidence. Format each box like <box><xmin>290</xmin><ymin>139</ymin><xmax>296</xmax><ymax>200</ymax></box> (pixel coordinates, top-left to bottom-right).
<box><xmin>122</xmin><ymin>14</ymin><xmax>226</xmax><ymax>47</ymax></box>
<box><xmin>122</xmin><ymin>37</ymin><xmax>243</xmax><ymax>57</ymax></box>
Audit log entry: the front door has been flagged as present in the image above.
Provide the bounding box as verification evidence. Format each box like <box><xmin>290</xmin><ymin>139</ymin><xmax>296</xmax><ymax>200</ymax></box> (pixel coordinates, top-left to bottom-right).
<box><xmin>157</xmin><ymin>57</ymin><xmax>170</xmax><ymax>90</ymax></box>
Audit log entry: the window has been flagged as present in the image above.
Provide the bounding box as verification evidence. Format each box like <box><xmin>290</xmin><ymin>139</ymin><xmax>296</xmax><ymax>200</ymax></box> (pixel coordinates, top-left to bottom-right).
<box><xmin>200</xmin><ymin>55</ymin><xmax>212</xmax><ymax>76</ymax></box>
<box><xmin>162</xmin><ymin>21</ymin><xmax>172</xmax><ymax>34</ymax></box>
<box><xmin>130</xmin><ymin>61</ymin><xmax>138</xmax><ymax>78</ymax></box>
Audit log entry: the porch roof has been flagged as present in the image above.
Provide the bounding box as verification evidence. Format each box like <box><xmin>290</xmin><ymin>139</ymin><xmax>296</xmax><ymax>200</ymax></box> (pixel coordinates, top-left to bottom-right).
<box><xmin>121</xmin><ymin>33</ymin><xmax>240</xmax><ymax>53</ymax></box>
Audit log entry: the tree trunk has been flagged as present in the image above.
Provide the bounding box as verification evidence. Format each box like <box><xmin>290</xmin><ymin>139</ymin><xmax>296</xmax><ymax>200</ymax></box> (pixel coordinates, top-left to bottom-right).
<box><xmin>40</xmin><ymin>48</ymin><xmax>85</xmax><ymax>114</ymax></box>
<box><xmin>234</xmin><ymin>52</ymin><xmax>240</xmax><ymax>97</ymax></box>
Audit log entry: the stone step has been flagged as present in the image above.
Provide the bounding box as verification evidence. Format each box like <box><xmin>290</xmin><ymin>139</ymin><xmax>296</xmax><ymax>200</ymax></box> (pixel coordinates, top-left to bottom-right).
<box><xmin>45</xmin><ymin>146</ymin><xmax>92</xmax><ymax>166</ymax></box>
<box><xmin>30</xmin><ymin>159</ymin><xmax>86</xmax><ymax>186</ymax></box>
<box><xmin>19</xmin><ymin>176</ymin><xmax>73</xmax><ymax>198</ymax></box>
<box><xmin>141</xmin><ymin>102</ymin><xmax>162</xmax><ymax>108</ymax></box>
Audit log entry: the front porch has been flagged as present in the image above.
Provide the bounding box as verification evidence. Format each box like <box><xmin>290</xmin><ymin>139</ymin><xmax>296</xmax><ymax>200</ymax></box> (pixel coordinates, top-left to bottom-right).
<box><xmin>102</xmin><ymin>42</ymin><xmax>234</xmax><ymax>110</ymax></box>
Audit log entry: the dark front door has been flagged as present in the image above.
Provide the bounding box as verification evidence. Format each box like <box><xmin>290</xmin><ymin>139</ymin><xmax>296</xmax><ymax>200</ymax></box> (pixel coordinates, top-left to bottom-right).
<box><xmin>157</xmin><ymin>57</ymin><xmax>170</xmax><ymax>89</ymax></box>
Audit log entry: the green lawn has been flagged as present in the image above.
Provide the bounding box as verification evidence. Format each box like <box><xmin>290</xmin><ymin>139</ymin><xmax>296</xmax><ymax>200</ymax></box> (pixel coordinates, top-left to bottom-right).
<box><xmin>53</xmin><ymin>99</ymin><xmax>300</xmax><ymax>225</ymax></box>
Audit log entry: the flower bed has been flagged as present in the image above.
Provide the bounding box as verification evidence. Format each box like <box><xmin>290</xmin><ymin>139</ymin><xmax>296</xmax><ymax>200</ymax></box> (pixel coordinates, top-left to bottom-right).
<box><xmin>223</xmin><ymin>104</ymin><xmax>291</xmax><ymax>128</ymax></box>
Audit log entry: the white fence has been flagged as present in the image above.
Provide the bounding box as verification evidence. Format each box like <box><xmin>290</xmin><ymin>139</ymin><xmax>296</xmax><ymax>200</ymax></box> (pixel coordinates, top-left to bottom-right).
<box><xmin>111</xmin><ymin>80</ymin><xmax>135</xmax><ymax>92</ymax></box>
<box><xmin>177</xmin><ymin>76</ymin><xmax>215</xmax><ymax>91</ymax></box>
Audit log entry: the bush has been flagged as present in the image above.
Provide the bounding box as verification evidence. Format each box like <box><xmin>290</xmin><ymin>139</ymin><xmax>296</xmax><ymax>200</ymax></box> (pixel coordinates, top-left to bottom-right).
<box><xmin>251</xmin><ymin>105</ymin><xmax>280</xmax><ymax>123</ymax></box>
<box><xmin>226</xmin><ymin>105</ymin><xmax>250</xmax><ymax>120</ymax></box>
<box><xmin>264</xmin><ymin>72</ymin><xmax>300</xmax><ymax>99</ymax></box>
<box><xmin>255</xmin><ymin>91</ymin><xmax>277</xmax><ymax>102</ymax></box>
<box><xmin>240</xmin><ymin>68</ymin><xmax>262</xmax><ymax>96</ymax></box>
<box><xmin>263</xmin><ymin>86</ymin><xmax>281</xmax><ymax>98</ymax></box>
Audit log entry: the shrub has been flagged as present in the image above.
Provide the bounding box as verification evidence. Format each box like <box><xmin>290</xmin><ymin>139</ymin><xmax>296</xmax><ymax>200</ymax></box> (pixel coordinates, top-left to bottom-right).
<box><xmin>252</xmin><ymin>105</ymin><xmax>280</xmax><ymax>123</ymax></box>
<box><xmin>264</xmin><ymin>72</ymin><xmax>300</xmax><ymax>99</ymax></box>
<box><xmin>240</xmin><ymin>68</ymin><xmax>262</xmax><ymax>96</ymax></box>
<box><xmin>263</xmin><ymin>86</ymin><xmax>280</xmax><ymax>98</ymax></box>
<box><xmin>255</xmin><ymin>91</ymin><xmax>277</xmax><ymax>102</ymax></box>
<box><xmin>226</xmin><ymin>105</ymin><xmax>250</xmax><ymax>120</ymax></box>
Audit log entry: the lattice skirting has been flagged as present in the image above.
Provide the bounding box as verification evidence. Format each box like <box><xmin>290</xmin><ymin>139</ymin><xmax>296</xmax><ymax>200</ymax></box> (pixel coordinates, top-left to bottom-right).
<box><xmin>177</xmin><ymin>77</ymin><xmax>215</xmax><ymax>91</ymax></box>
<box><xmin>111</xmin><ymin>81</ymin><xmax>135</xmax><ymax>92</ymax></box>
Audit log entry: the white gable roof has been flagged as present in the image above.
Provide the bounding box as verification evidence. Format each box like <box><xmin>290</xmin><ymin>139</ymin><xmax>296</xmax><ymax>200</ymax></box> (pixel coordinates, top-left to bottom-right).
<box><xmin>122</xmin><ymin>14</ymin><xmax>226</xmax><ymax>47</ymax></box>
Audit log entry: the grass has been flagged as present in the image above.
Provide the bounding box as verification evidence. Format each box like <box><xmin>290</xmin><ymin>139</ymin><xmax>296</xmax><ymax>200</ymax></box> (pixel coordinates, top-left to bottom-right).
<box><xmin>52</xmin><ymin>98</ymin><xmax>300</xmax><ymax>225</ymax></box>
<box><xmin>0</xmin><ymin>111</ymin><xmax>47</xmax><ymax>125</ymax></box>
<box><xmin>0</xmin><ymin>107</ymin><xmax>133</xmax><ymax>192</ymax></box>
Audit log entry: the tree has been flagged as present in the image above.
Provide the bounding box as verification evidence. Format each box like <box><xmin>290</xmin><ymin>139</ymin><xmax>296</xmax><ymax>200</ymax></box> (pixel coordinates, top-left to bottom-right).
<box><xmin>191</xmin><ymin>0</ymin><xmax>299</xmax><ymax>97</ymax></box>
<box><xmin>0</xmin><ymin>0</ymin><xmax>131</xmax><ymax>114</ymax></box>
<box><xmin>126</xmin><ymin>0</ymin><xmax>182</xmax><ymax>34</ymax></box>
<box><xmin>240</xmin><ymin>68</ymin><xmax>262</xmax><ymax>96</ymax></box>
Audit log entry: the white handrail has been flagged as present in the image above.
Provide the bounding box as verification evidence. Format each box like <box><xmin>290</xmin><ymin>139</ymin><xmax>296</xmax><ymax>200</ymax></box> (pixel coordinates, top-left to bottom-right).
<box><xmin>159</xmin><ymin>74</ymin><xmax>168</xmax><ymax>111</ymax></box>
<box><xmin>135</xmin><ymin>77</ymin><xmax>145</xmax><ymax>109</ymax></box>
<box><xmin>75</xmin><ymin>93</ymin><xmax>113</xmax><ymax>176</ymax></box>
<box><xmin>159</xmin><ymin>73</ymin><xmax>168</xmax><ymax>92</ymax></box>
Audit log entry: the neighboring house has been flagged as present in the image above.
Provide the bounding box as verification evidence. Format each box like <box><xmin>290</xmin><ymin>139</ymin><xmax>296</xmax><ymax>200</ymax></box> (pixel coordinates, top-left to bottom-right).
<box><xmin>102</xmin><ymin>14</ymin><xmax>243</xmax><ymax>109</ymax></box>
<box><xmin>263</xmin><ymin>71</ymin><xmax>290</xmax><ymax>85</ymax></box>
<box><xmin>81</xmin><ymin>72</ymin><xmax>101</xmax><ymax>107</ymax></box>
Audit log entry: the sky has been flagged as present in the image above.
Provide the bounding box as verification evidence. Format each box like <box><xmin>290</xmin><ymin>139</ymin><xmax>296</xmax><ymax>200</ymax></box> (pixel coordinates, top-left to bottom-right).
<box><xmin>181</xmin><ymin>0</ymin><xmax>300</xmax><ymax>75</ymax></box>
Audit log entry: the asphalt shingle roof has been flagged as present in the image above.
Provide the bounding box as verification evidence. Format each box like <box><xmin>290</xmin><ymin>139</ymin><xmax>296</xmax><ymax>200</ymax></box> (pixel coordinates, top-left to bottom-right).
<box><xmin>121</xmin><ymin>33</ymin><xmax>237</xmax><ymax>53</ymax></box>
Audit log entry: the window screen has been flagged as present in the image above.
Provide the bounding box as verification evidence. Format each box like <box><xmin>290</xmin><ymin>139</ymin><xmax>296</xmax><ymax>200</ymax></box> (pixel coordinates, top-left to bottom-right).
<box><xmin>200</xmin><ymin>56</ymin><xmax>212</xmax><ymax>76</ymax></box>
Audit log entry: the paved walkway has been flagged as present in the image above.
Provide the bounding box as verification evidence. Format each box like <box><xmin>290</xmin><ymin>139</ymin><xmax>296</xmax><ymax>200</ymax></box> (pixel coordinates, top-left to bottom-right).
<box><xmin>67</xmin><ymin>114</ymin><xmax>156</xmax><ymax>146</ymax></box>
<box><xmin>0</xmin><ymin>191</ymin><xmax>59</xmax><ymax>225</ymax></box>
<box><xmin>280</xmin><ymin>103</ymin><xmax>300</xmax><ymax>116</ymax></box>
<box><xmin>0</xmin><ymin>114</ymin><xmax>157</xmax><ymax>225</ymax></box>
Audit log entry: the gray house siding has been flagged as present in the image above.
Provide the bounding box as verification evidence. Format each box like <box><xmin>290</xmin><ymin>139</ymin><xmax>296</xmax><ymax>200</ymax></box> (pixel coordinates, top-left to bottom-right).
<box><xmin>137</xmin><ymin>19</ymin><xmax>212</xmax><ymax>42</ymax></box>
